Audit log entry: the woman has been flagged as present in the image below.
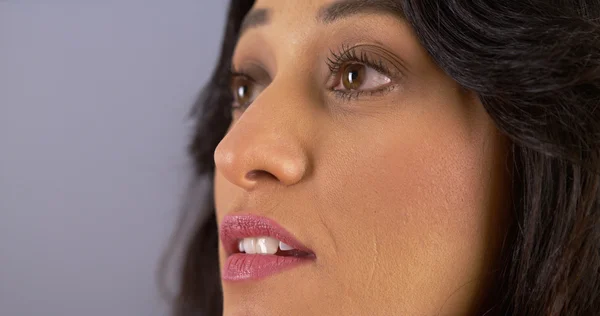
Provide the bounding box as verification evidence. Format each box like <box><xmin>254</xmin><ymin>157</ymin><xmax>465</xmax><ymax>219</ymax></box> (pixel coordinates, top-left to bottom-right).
<box><xmin>172</xmin><ymin>0</ymin><xmax>600</xmax><ymax>315</ymax></box>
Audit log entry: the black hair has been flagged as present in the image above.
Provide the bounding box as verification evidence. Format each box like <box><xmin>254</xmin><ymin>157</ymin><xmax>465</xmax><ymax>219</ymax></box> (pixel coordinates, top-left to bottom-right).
<box><xmin>171</xmin><ymin>1</ymin><xmax>600</xmax><ymax>315</ymax></box>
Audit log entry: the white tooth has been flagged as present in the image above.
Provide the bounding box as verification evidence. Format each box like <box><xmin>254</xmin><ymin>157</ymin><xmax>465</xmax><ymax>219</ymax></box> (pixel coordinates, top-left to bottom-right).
<box><xmin>255</xmin><ymin>237</ymin><xmax>279</xmax><ymax>254</ymax></box>
<box><xmin>279</xmin><ymin>241</ymin><xmax>294</xmax><ymax>251</ymax></box>
<box><xmin>238</xmin><ymin>240</ymin><xmax>245</xmax><ymax>253</ymax></box>
<box><xmin>243</xmin><ymin>238</ymin><xmax>256</xmax><ymax>254</ymax></box>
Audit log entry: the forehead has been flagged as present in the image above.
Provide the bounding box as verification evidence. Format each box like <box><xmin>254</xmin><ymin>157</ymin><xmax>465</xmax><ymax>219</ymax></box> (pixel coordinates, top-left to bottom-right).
<box><xmin>235</xmin><ymin>0</ymin><xmax>423</xmax><ymax>73</ymax></box>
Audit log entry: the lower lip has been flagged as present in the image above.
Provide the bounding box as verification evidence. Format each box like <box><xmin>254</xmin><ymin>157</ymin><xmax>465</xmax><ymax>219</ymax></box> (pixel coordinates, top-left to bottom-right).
<box><xmin>222</xmin><ymin>254</ymin><xmax>311</xmax><ymax>281</ymax></box>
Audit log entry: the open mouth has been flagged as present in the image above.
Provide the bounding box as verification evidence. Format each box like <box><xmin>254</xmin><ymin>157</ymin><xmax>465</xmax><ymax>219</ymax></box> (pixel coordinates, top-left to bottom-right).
<box><xmin>235</xmin><ymin>236</ymin><xmax>314</xmax><ymax>257</ymax></box>
<box><xmin>220</xmin><ymin>215</ymin><xmax>316</xmax><ymax>281</ymax></box>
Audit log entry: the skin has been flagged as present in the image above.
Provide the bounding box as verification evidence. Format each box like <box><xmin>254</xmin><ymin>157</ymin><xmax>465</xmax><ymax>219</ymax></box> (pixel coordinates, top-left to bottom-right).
<box><xmin>213</xmin><ymin>0</ymin><xmax>510</xmax><ymax>315</ymax></box>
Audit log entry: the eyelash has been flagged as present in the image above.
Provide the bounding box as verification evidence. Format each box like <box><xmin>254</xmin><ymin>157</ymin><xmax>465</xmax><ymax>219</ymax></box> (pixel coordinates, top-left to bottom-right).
<box><xmin>229</xmin><ymin>44</ymin><xmax>400</xmax><ymax>110</ymax></box>
<box><xmin>326</xmin><ymin>44</ymin><xmax>399</xmax><ymax>101</ymax></box>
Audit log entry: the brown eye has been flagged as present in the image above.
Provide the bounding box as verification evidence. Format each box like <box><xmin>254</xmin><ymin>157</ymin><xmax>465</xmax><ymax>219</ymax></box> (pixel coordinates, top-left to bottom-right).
<box><xmin>334</xmin><ymin>63</ymin><xmax>392</xmax><ymax>92</ymax></box>
<box><xmin>341</xmin><ymin>64</ymin><xmax>366</xmax><ymax>90</ymax></box>
<box><xmin>231</xmin><ymin>76</ymin><xmax>256</xmax><ymax>108</ymax></box>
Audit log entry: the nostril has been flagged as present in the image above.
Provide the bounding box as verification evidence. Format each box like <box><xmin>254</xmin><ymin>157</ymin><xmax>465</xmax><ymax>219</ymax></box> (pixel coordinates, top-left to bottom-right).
<box><xmin>245</xmin><ymin>170</ymin><xmax>277</xmax><ymax>182</ymax></box>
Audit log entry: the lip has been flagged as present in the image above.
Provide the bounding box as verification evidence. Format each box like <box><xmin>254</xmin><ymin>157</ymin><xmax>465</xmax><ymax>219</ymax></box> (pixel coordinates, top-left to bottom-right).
<box><xmin>220</xmin><ymin>214</ymin><xmax>315</xmax><ymax>281</ymax></box>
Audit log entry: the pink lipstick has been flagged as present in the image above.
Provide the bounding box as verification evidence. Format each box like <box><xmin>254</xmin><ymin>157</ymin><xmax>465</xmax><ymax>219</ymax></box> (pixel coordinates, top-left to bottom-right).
<box><xmin>220</xmin><ymin>215</ymin><xmax>315</xmax><ymax>281</ymax></box>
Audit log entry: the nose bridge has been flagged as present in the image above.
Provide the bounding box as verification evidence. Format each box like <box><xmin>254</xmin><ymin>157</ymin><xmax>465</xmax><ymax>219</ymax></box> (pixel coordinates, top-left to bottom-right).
<box><xmin>214</xmin><ymin>76</ymin><xmax>314</xmax><ymax>190</ymax></box>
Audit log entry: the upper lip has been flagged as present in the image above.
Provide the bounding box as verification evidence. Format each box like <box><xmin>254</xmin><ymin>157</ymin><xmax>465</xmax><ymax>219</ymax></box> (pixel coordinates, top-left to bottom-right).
<box><xmin>219</xmin><ymin>214</ymin><xmax>315</xmax><ymax>257</ymax></box>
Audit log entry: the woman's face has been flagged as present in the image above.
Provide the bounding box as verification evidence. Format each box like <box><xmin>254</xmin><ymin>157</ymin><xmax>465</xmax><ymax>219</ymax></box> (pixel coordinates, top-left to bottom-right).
<box><xmin>213</xmin><ymin>0</ymin><xmax>509</xmax><ymax>315</ymax></box>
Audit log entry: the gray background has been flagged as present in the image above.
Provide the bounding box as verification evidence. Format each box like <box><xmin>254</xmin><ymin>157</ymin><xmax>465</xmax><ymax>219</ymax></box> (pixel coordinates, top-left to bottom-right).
<box><xmin>0</xmin><ymin>1</ymin><xmax>227</xmax><ymax>315</ymax></box>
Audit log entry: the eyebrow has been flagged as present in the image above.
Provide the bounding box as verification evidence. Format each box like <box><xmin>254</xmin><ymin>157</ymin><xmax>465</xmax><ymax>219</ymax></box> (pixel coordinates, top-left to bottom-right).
<box><xmin>239</xmin><ymin>0</ymin><xmax>404</xmax><ymax>35</ymax></box>
<box><xmin>240</xmin><ymin>8</ymin><xmax>270</xmax><ymax>35</ymax></box>
<box><xmin>318</xmin><ymin>0</ymin><xmax>404</xmax><ymax>24</ymax></box>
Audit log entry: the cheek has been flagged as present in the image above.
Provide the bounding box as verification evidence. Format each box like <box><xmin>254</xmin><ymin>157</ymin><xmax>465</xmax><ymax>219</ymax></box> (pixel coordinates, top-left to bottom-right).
<box><xmin>311</xmin><ymin>105</ymin><xmax>508</xmax><ymax>312</ymax></box>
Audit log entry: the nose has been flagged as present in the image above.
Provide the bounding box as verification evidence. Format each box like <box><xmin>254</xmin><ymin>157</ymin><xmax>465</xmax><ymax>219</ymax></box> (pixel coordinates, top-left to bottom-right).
<box><xmin>214</xmin><ymin>93</ymin><xmax>311</xmax><ymax>190</ymax></box>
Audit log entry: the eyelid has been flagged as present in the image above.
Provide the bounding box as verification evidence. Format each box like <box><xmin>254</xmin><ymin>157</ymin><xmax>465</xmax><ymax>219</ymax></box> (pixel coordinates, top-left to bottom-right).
<box><xmin>229</xmin><ymin>59</ymin><xmax>277</xmax><ymax>115</ymax></box>
<box><xmin>229</xmin><ymin>44</ymin><xmax>407</xmax><ymax>108</ymax></box>
<box><xmin>230</xmin><ymin>70</ymin><xmax>252</xmax><ymax>82</ymax></box>
<box><xmin>230</xmin><ymin>61</ymin><xmax>272</xmax><ymax>85</ymax></box>
<box><xmin>326</xmin><ymin>44</ymin><xmax>407</xmax><ymax>82</ymax></box>
<box><xmin>323</xmin><ymin>43</ymin><xmax>407</xmax><ymax>103</ymax></box>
